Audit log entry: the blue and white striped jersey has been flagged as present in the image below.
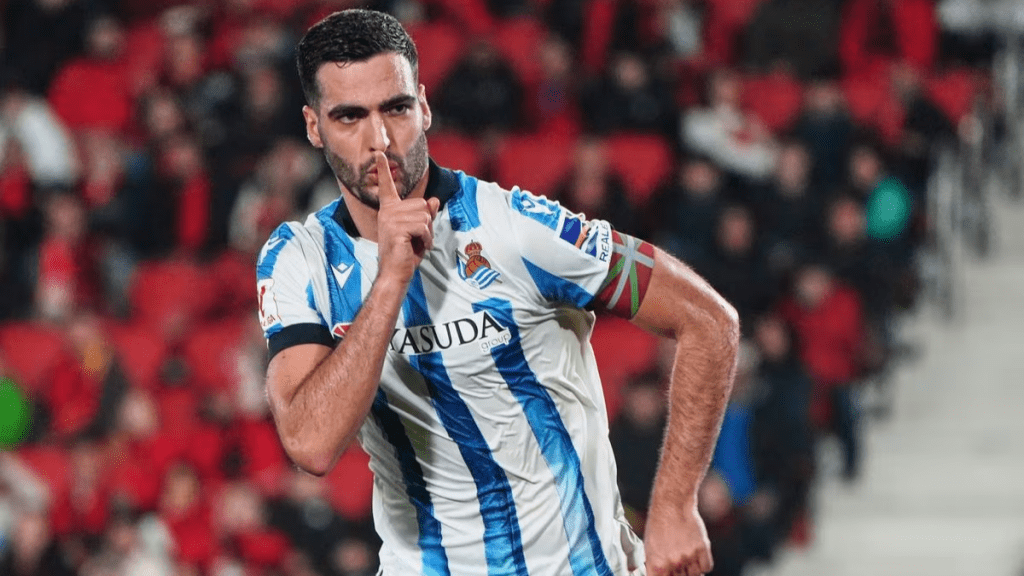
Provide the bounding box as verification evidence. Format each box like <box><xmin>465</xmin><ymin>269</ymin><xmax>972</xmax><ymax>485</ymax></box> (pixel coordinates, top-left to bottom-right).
<box><xmin>257</xmin><ymin>161</ymin><xmax>645</xmax><ymax>576</ymax></box>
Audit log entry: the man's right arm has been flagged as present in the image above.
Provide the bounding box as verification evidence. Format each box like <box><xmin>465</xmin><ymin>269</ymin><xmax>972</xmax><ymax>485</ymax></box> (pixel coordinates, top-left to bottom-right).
<box><xmin>265</xmin><ymin>152</ymin><xmax>438</xmax><ymax>477</ymax></box>
<box><xmin>265</xmin><ymin>272</ymin><xmax>409</xmax><ymax>476</ymax></box>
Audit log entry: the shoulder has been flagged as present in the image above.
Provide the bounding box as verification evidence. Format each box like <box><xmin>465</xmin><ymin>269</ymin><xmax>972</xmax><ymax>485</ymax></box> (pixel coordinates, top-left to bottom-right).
<box><xmin>256</xmin><ymin>203</ymin><xmax>336</xmax><ymax>280</ymax></box>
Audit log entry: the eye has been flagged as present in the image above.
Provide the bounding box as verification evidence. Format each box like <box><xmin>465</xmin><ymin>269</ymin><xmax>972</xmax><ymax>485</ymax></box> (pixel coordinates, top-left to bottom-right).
<box><xmin>389</xmin><ymin>104</ymin><xmax>411</xmax><ymax>115</ymax></box>
<box><xmin>337</xmin><ymin>113</ymin><xmax>360</xmax><ymax>124</ymax></box>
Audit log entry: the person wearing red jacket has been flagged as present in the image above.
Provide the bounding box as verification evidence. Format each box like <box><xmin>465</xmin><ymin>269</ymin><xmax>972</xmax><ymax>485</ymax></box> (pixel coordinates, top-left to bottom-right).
<box><xmin>779</xmin><ymin>262</ymin><xmax>866</xmax><ymax>481</ymax></box>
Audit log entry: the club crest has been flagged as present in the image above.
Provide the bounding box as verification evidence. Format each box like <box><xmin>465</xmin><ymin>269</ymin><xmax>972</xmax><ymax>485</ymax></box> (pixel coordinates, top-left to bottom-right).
<box><xmin>457</xmin><ymin>240</ymin><xmax>502</xmax><ymax>289</ymax></box>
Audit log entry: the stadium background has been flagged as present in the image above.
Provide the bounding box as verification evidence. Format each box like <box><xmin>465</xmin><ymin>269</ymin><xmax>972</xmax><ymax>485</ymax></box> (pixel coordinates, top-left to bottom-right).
<box><xmin>0</xmin><ymin>0</ymin><xmax>1020</xmax><ymax>575</ymax></box>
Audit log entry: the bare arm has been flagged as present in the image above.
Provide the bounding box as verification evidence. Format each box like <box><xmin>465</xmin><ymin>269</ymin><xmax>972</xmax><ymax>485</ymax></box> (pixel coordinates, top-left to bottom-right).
<box><xmin>266</xmin><ymin>153</ymin><xmax>439</xmax><ymax>476</ymax></box>
<box><xmin>632</xmin><ymin>249</ymin><xmax>739</xmax><ymax>572</ymax></box>
<box><xmin>596</xmin><ymin>232</ymin><xmax>738</xmax><ymax>575</ymax></box>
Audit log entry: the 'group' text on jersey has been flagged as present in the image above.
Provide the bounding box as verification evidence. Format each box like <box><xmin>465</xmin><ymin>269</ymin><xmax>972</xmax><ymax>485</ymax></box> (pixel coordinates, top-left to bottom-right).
<box><xmin>257</xmin><ymin>161</ymin><xmax>645</xmax><ymax>576</ymax></box>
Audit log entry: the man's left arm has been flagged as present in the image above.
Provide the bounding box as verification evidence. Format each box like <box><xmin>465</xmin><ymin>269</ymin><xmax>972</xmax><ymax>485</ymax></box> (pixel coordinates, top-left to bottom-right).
<box><xmin>595</xmin><ymin>231</ymin><xmax>740</xmax><ymax>576</ymax></box>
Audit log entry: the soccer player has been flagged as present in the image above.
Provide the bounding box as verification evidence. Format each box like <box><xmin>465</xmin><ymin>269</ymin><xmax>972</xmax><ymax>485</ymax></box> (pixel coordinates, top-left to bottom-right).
<box><xmin>257</xmin><ymin>10</ymin><xmax>738</xmax><ymax>576</ymax></box>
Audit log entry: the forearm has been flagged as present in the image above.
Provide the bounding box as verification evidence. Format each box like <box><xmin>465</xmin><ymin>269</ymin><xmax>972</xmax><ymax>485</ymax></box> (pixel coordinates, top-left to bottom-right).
<box><xmin>650</xmin><ymin>308</ymin><xmax>739</xmax><ymax>512</ymax></box>
<box><xmin>273</xmin><ymin>274</ymin><xmax>409</xmax><ymax>475</ymax></box>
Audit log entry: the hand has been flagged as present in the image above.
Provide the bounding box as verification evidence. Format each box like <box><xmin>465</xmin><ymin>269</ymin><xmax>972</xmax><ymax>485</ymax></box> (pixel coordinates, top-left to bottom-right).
<box><xmin>375</xmin><ymin>152</ymin><xmax>440</xmax><ymax>283</ymax></box>
<box><xmin>644</xmin><ymin>502</ymin><xmax>713</xmax><ymax>576</ymax></box>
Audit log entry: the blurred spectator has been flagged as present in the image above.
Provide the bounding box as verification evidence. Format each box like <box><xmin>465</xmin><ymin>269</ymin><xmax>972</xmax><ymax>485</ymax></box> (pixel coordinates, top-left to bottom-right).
<box><xmin>846</xmin><ymin>140</ymin><xmax>915</xmax><ymax>265</ymax></box>
<box><xmin>838</xmin><ymin>0</ymin><xmax>938</xmax><ymax>79</ymax></box>
<box><xmin>609</xmin><ymin>370</ymin><xmax>667</xmax><ymax>528</ymax></box>
<box><xmin>647</xmin><ymin>155</ymin><xmax>726</xmax><ymax>270</ymax></box>
<box><xmin>524</xmin><ymin>35</ymin><xmax>581</xmax><ymax>137</ymax></box>
<box><xmin>553</xmin><ymin>138</ymin><xmax>639</xmax><ymax>236</ymax></box>
<box><xmin>742</xmin><ymin>0</ymin><xmax>842</xmax><ymax>79</ymax></box>
<box><xmin>580</xmin><ymin>52</ymin><xmax>678</xmax><ymax>138</ymax></box>
<box><xmin>696</xmin><ymin>472</ymin><xmax>745</xmax><ymax>576</ymax></box>
<box><xmin>34</xmin><ymin>192</ymin><xmax>102</xmax><ymax>323</ymax></box>
<box><xmin>1</xmin><ymin>0</ymin><xmax>88</xmax><ymax>95</ymax></box>
<box><xmin>269</xmin><ymin>469</ymin><xmax>375</xmax><ymax>576</ymax></box>
<box><xmin>651</xmin><ymin>0</ymin><xmax>704</xmax><ymax>61</ymax></box>
<box><xmin>0</xmin><ymin>508</ymin><xmax>77</xmax><ymax>576</ymax></box>
<box><xmin>0</xmin><ymin>87</ymin><xmax>79</xmax><ymax>189</ymax></box>
<box><xmin>435</xmin><ymin>40</ymin><xmax>525</xmax><ymax>136</ymax></box>
<box><xmin>229</xmin><ymin>138</ymin><xmax>320</xmax><ymax>255</ymax></box>
<box><xmin>702</xmin><ymin>204</ymin><xmax>777</xmax><ymax>327</ymax></box>
<box><xmin>890</xmin><ymin>62</ymin><xmax>957</xmax><ymax>191</ymax></box>
<box><xmin>779</xmin><ymin>262</ymin><xmax>866</xmax><ymax>481</ymax></box>
<box><xmin>750</xmin><ymin>314</ymin><xmax>814</xmax><ymax>548</ymax></box>
<box><xmin>682</xmin><ymin>69</ymin><xmax>778</xmax><ymax>181</ymax></box>
<box><xmin>45</xmin><ymin>313</ymin><xmax>130</xmax><ymax>441</ymax></box>
<box><xmin>793</xmin><ymin>80</ymin><xmax>854</xmax><ymax>191</ymax></box>
<box><xmin>752</xmin><ymin>139</ymin><xmax>823</xmax><ymax>272</ymax></box>
<box><xmin>158</xmin><ymin>462</ymin><xmax>217</xmax><ymax>571</ymax></box>
<box><xmin>711</xmin><ymin>341</ymin><xmax>778</xmax><ymax>561</ymax></box>
<box><xmin>130</xmin><ymin>134</ymin><xmax>211</xmax><ymax>259</ymax></box>
<box><xmin>48</xmin><ymin>15</ymin><xmax>133</xmax><ymax>136</ymax></box>
<box><xmin>213</xmin><ymin>480</ymin><xmax>290</xmax><ymax>572</ymax></box>
<box><xmin>78</xmin><ymin>505</ymin><xmax>174</xmax><ymax>576</ymax></box>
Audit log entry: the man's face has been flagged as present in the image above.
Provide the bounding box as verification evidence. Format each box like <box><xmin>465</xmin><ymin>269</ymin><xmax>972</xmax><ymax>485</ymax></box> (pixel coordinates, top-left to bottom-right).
<box><xmin>302</xmin><ymin>53</ymin><xmax>431</xmax><ymax>209</ymax></box>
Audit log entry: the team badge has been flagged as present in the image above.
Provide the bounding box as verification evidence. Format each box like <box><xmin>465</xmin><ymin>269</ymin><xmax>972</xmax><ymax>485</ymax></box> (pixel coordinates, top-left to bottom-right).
<box><xmin>457</xmin><ymin>240</ymin><xmax>502</xmax><ymax>289</ymax></box>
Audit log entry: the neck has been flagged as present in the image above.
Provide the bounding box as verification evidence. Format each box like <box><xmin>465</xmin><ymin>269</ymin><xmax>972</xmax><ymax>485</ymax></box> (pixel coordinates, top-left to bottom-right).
<box><xmin>341</xmin><ymin>168</ymin><xmax>430</xmax><ymax>242</ymax></box>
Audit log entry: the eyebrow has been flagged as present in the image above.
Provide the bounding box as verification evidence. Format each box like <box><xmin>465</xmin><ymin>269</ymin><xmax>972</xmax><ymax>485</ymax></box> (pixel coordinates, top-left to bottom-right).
<box><xmin>326</xmin><ymin>94</ymin><xmax>417</xmax><ymax>120</ymax></box>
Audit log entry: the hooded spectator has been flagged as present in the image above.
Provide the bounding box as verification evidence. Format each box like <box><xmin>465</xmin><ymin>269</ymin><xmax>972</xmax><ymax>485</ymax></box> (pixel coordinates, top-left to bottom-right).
<box><xmin>554</xmin><ymin>138</ymin><xmax>639</xmax><ymax>236</ymax></box>
<box><xmin>435</xmin><ymin>40</ymin><xmax>526</xmax><ymax>135</ymax></box>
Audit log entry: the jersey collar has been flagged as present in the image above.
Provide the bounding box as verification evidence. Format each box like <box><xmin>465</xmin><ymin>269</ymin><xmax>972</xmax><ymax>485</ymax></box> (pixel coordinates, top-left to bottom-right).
<box><xmin>332</xmin><ymin>159</ymin><xmax>458</xmax><ymax>238</ymax></box>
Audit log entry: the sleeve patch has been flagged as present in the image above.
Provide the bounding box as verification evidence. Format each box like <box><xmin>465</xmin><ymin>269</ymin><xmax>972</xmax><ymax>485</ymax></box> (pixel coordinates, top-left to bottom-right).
<box><xmin>596</xmin><ymin>231</ymin><xmax>655</xmax><ymax>318</ymax></box>
<box><xmin>558</xmin><ymin>214</ymin><xmax>613</xmax><ymax>262</ymax></box>
<box><xmin>257</xmin><ymin>278</ymin><xmax>281</xmax><ymax>330</ymax></box>
<box><xmin>511</xmin><ymin>188</ymin><xmax>562</xmax><ymax>230</ymax></box>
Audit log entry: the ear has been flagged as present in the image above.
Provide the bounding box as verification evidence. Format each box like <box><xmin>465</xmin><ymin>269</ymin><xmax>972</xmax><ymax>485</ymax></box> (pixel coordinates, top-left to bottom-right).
<box><xmin>302</xmin><ymin>105</ymin><xmax>323</xmax><ymax>148</ymax></box>
<box><xmin>418</xmin><ymin>84</ymin><xmax>432</xmax><ymax>132</ymax></box>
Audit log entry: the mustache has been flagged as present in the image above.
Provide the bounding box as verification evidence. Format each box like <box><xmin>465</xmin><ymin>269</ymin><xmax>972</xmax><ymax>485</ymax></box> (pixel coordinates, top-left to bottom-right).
<box><xmin>358</xmin><ymin>153</ymin><xmax>402</xmax><ymax>179</ymax></box>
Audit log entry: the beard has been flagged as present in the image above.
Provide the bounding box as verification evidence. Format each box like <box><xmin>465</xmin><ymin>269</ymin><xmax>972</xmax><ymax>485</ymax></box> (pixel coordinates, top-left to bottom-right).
<box><xmin>322</xmin><ymin>130</ymin><xmax>429</xmax><ymax>210</ymax></box>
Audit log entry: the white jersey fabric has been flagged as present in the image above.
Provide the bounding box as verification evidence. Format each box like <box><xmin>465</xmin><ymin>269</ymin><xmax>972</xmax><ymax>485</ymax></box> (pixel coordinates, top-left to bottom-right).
<box><xmin>257</xmin><ymin>161</ymin><xmax>645</xmax><ymax>576</ymax></box>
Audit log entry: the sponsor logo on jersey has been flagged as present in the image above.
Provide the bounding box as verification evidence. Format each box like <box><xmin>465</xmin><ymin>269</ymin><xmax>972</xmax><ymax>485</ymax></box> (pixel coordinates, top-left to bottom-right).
<box><xmin>257</xmin><ymin>278</ymin><xmax>281</xmax><ymax>330</ymax></box>
<box><xmin>511</xmin><ymin>189</ymin><xmax>562</xmax><ymax>229</ymax></box>
<box><xmin>457</xmin><ymin>240</ymin><xmax>502</xmax><ymax>289</ymax></box>
<box><xmin>390</xmin><ymin>311</ymin><xmax>511</xmax><ymax>355</ymax></box>
<box><xmin>559</xmin><ymin>214</ymin><xmax>612</xmax><ymax>262</ymax></box>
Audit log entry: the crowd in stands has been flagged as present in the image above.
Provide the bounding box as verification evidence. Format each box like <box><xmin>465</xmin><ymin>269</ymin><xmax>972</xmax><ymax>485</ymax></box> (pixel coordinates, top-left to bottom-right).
<box><xmin>0</xmin><ymin>0</ymin><xmax>990</xmax><ymax>574</ymax></box>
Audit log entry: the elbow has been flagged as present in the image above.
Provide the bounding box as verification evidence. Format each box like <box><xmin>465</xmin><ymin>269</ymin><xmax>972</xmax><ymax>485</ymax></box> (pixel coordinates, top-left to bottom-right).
<box><xmin>281</xmin><ymin>435</ymin><xmax>342</xmax><ymax>478</ymax></box>
<box><xmin>692</xmin><ymin>294</ymin><xmax>741</xmax><ymax>363</ymax></box>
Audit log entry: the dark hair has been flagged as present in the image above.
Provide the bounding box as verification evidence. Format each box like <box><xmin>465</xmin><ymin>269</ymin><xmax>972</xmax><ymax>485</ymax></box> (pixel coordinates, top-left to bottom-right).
<box><xmin>295</xmin><ymin>9</ymin><xmax>418</xmax><ymax>106</ymax></box>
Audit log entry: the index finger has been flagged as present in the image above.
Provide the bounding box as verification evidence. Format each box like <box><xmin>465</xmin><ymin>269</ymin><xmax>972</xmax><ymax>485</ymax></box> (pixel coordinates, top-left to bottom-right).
<box><xmin>375</xmin><ymin>151</ymin><xmax>400</xmax><ymax>206</ymax></box>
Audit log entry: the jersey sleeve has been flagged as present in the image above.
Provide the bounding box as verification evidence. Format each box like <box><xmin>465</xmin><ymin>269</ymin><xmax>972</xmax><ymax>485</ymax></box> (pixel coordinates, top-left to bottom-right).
<box><xmin>504</xmin><ymin>188</ymin><xmax>614</xmax><ymax>309</ymax></box>
<box><xmin>256</xmin><ymin>223</ymin><xmax>333</xmax><ymax>358</ymax></box>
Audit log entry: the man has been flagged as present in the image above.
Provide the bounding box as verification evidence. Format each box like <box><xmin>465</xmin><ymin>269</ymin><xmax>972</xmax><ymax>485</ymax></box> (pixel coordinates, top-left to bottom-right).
<box><xmin>257</xmin><ymin>10</ymin><xmax>738</xmax><ymax>576</ymax></box>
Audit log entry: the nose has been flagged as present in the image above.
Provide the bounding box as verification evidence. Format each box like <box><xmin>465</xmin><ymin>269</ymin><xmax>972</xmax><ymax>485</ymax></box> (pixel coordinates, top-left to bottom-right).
<box><xmin>367</xmin><ymin>113</ymin><xmax>391</xmax><ymax>152</ymax></box>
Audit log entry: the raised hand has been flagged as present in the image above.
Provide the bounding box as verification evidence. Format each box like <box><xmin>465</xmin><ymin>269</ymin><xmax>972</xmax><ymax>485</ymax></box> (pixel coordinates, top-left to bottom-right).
<box><xmin>375</xmin><ymin>151</ymin><xmax>440</xmax><ymax>284</ymax></box>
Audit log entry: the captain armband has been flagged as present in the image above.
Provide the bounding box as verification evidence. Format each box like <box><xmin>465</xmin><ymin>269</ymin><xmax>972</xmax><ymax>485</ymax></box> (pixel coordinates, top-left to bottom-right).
<box><xmin>595</xmin><ymin>231</ymin><xmax>655</xmax><ymax>318</ymax></box>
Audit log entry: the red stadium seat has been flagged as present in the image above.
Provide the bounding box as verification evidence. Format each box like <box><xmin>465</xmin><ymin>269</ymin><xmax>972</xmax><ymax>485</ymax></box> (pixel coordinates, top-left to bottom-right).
<box><xmin>589</xmin><ymin>314</ymin><xmax>660</xmax><ymax>421</ymax></box>
<box><xmin>494</xmin><ymin>133</ymin><xmax>574</xmax><ymax>196</ymax></box>
<box><xmin>128</xmin><ymin>258</ymin><xmax>218</xmax><ymax>336</ymax></box>
<box><xmin>841</xmin><ymin>76</ymin><xmax>905</xmax><ymax>146</ymax></box>
<box><xmin>406</xmin><ymin>22</ymin><xmax>466</xmax><ymax>95</ymax></box>
<box><xmin>326</xmin><ymin>445</ymin><xmax>375</xmax><ymax>521</ymax></box>
<box><xmin>925</xmin><ymin>67</ymin><xmax>984</xmax><ymax>126</ymax></box>
<box><xmin>105</xmin><ymin>320</ymin><xmax>169</xmax><ymax>390</ymax></box>
<box><xmin>428</xmin><ymin>131</ymin><xmax>485</xmax><ymax>176</ymax></box>
<box><xmin>494</xmin><ymin>17</ymin><xmax>546</xmax><ymax>88</ymax></box>
<box><xmin>0</xmin><ymin>321</ymin><xmax>66</xmax><ymax>394</ymax></box>
<box><xmin>604</xmin><ymin>132</ymin><xmax>675</xmax><ymax>204</ymax></box>
<box><xmin>743</xmin><ymin>70</ymin><xmax>805</xmax><ymax>135</ymax></box>
<box><xmin>182</xmin><ymin>316</ymin><xmax>247</xmax><ymax>395</ymax></box>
